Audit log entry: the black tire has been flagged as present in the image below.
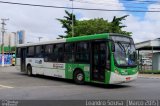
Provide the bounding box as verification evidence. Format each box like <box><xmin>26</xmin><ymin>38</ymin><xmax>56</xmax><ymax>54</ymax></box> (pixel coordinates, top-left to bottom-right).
<box><xmin>27</xmin><ymin>65</ymin><xmax>32</xmax><ymax>76</ymax></box>
<box><xmin>73</xmin><ymin>69</ymin><xmax>84</xmax><ymax>84</ymax></box>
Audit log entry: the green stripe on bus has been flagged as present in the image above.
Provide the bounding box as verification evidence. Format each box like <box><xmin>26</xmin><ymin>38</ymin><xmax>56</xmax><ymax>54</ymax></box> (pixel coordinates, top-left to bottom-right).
<box><xmin>66</xmin><ymin>33</ymin><xmax>109</xmax><ymax>42</ymax></box>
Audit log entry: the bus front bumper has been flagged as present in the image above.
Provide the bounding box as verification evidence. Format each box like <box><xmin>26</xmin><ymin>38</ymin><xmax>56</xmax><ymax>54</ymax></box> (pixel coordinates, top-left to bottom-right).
<box><xmin>109</xmin><ymin>72</ymin><xmax>138</xmax><ymax>84</ymax></box>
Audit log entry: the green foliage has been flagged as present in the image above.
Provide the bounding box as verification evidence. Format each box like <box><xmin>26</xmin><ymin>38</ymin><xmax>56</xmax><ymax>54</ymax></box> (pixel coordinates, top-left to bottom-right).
<box><xmin>140</xmin><ymin>70</ymin><xmax>160</xmax><ymax>74</ymax></box>
<box><xmin>0</xmin><ymin>46</ymin><xmax>16</xmax><ymax>53</ymax></box>
<box><xmin>57</xmin><ymin>10</ymin><xmax>132</xmax><ymax>38</ymax></box>
<box><xmin>57</xmin><ymin>10</ymin><xmax>76</xmax><ymax>38</ymax></box>
<box><xmin>109</xmin><ymin>15</ymin><xmax>132</xmax><ymax>36</ymax></box>
<box><xmin>11</xmin><ymin>46</ymin><xmax>16</xmax><ymax>52</ymax></box>
<box><xmin>73</xmin><ymin>18</ymin><xmax>110</xmax><ymax>37</ymax></box>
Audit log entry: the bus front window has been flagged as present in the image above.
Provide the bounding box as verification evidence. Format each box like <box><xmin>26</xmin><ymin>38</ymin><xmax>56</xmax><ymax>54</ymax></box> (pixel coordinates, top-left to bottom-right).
<box><xmin>111</xmin><ymin>35</ymin><xmax>137</xmax><ymax>67</ymax></box>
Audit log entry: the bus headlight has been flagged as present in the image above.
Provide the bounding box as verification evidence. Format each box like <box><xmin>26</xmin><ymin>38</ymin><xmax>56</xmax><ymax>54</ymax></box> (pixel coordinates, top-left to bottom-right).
<box><xmin>115</xmin><ymin>70</ymin><xmax>120</xmax><ymax>75</ymax></box>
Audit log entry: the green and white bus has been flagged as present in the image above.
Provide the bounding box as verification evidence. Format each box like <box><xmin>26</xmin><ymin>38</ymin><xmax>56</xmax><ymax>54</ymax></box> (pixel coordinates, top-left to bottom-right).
<box><xmin>16</xmin><ymin>33</ymin><xmax>138</xmax><ymax>84</ymax></box>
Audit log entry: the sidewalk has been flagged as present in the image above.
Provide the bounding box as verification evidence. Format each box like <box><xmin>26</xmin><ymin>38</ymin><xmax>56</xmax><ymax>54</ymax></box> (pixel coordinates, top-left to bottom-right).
<box><xmin>0</xmin><ymin>64</ymin><xmax>12</xmax><ymax>67</ymax></box>
<box><xmin>138</xmin><ymin>74</ymin><xmax>160</xmax><ymax>79</ymax></box>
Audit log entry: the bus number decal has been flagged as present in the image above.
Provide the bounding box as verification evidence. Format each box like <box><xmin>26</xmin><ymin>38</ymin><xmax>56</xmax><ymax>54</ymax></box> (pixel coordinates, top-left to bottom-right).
<box><xmin>29</xmin><ymin>59</ymin><xmax>32</xmax><ymax>62</ymax></box>
<box><xmin>53</xmin><ymin>63</ymin><xmax>64</xmax><ymax>69</ymax></box>
<box><xmin>35</xmin><ymin>60</ymin><xmax>42</xmax><ymax>64</ymax></box>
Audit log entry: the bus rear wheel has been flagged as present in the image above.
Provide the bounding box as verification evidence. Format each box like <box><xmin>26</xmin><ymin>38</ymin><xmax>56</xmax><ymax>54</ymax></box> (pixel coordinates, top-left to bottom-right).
<box><xmin>27</xmin><ymin>65</ymin><xmax>32</xmax><ymax>76</ymax></box>
<box><xmin>73</xmin><ymin>70</ymin><xmax>84</xmax><ymax>84</ymax></box>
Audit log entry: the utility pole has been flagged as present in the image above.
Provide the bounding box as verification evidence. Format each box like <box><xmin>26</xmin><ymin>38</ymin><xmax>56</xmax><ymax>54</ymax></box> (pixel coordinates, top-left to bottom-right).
<box><xmin>38</xmin><ymin>37</ymin><xmax>43</xmax><ymax>42</ymax></box>
<box><xmin>70</xmin><ymin>0</ymin><xmax>74</xmax><ymax>37</ymax></box>
<box><xmin>9</xmin><ymin>34</ymin><xmax>11</xmax><ymax>55</ymax></box>
<box><xmin>1</xmin><ymin>18</ymin><xmax>9</xmax><ymax>67</ymax></box>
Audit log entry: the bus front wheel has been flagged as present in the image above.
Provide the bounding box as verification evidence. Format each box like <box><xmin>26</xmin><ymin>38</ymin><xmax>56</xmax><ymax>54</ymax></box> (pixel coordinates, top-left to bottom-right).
<box><xmin>27</xmin><ymin>65</ymin><xmax>32</xmax><ymax>76</ymax></box>
<box><xmin>73</xmin><ymin>69</ymin><xmax>84</xmax><ymax>84</ymax></box>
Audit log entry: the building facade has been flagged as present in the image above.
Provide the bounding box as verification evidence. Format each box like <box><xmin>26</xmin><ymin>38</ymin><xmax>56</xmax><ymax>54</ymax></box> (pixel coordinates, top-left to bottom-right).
<box><xmin>17</xmin><ymin>30</ymin><xmax>25</xmax><ymax>44</ymax></box>
<box><xmin>0</xmin><ymin>30</ymin><xmax>26</xmax><ymax>53</ymax></box>
<box><xmin>0</xmin><ymin>30</ymin><xmax>26</xmax><ymax>65</ymax></box>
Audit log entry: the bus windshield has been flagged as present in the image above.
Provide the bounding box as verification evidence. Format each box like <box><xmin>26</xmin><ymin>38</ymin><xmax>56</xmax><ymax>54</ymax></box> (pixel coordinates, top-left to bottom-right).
<box><xmin>111</xmin><ymin>35</ymin><xmax>137</xmax><ymax>67</ymax></box>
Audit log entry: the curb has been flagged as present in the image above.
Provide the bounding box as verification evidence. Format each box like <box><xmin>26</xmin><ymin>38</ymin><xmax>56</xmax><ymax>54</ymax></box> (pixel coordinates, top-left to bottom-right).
<box><xmin>0</xmin><ymin>66</ymin><xmax>12</xmax><ymax>67</ymax></box>
<box><xmin>138</xmin><ymin>76</ymin><xmax>160</xmax><ymax>79</ymax></box>
<box><xmin>0</xmin><ymin>64</ymin><xmax>11</xmax><ymax>66</ymax></box>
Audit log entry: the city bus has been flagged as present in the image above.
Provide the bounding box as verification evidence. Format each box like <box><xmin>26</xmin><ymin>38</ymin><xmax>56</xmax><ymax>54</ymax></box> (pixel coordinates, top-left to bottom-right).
<box><xmin>16</xmin><ymin>33</ymin><xmax>138</xmax><ymax>84</ymax></box>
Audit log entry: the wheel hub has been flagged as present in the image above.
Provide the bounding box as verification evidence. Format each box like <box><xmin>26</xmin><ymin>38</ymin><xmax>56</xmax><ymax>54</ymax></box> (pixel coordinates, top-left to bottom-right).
<box><xmin>77</xmin><ymin>73</ymin><xmax>83</xmax><ymax>81</ymax></box>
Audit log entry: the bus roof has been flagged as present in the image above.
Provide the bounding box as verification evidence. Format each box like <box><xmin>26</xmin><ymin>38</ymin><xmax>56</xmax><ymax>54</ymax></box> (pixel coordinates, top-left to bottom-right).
<box><xmin>17</xmin><ymin>33</ymin><xmax>130</xmax><ymax>47</ymax></box>
<box><xmin>66</xmin><ymin>33</ymin><xmax>109</xmax><ymax>42</ymax></box>
<box><xmin>17</xmin><ymin>38</ymin><xmax>66</xmax><ymax>47</ymax></box>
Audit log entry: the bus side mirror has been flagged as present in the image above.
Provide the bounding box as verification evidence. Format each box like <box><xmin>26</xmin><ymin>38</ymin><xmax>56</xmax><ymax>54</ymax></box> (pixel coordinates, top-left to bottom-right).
<box><xmin>129</xmin><ymin>52</ymin><xmax>137</xmax><ymax>60</ymax></box>
<box><xmin>134</xmin><ymin>52</ymin><xmax>137</xmax><ymax>60</ymax></box>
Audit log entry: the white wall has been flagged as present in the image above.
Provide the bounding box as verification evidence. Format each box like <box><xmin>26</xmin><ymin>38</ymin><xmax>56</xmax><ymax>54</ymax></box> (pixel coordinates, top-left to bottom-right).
<box><xmin>153</xmin><ymin>53</ymin><xmax>160</xmax><ymax>70</ymax></box>
<box><xmin>4</xmin><ymin>33</ymin><xmax>16</xmax><ymax>47</ymax></box>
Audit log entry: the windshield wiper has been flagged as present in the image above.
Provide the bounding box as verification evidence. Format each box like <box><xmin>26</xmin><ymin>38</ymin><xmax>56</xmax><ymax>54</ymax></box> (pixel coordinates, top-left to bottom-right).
<box><xmin>117</xmin><ymin>41</ymin><xmax>125</xmax><ymax>52</ymax></box>
<box><xmin>117</xmin><ymin>41</ymin><xmax>132</xmax><ymax>54</ymax></box>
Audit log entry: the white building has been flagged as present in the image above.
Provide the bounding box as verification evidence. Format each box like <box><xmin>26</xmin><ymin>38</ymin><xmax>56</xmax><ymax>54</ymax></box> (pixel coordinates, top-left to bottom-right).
<box><xmin>17</xmin><ymin>30</ymin><xmax>26</xmax><ymax>44</ymax></box>
<box><xmin>0</xmin><ymin>30</ymin><xmax>26</xmax><ymax>47</ymax></box>
<box><xmin>136</xmin><ymin>38</ymin><xmax>160</xmax><ymax>71</ymax></box>
<box><xmin>3</xmin><ymin>32</ymin><xmax>16</xmax><ymax>47</ymax></box>
<box><xmin>153</xmin><ymin>52</ymin><xmax>160</xmax><ymax>70</ymax></box>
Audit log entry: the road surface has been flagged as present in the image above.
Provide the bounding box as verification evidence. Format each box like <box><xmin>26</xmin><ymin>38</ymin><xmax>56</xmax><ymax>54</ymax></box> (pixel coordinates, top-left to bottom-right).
<box><xmin>0</xmin><ymin>67</ymin><xmax>160</xmax><ymax>100</ymax></box>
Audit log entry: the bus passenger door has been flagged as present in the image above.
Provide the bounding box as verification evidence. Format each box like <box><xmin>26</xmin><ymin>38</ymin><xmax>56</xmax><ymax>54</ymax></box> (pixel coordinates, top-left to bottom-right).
<box><xmin>91</xmin><ymin>41</ymin><xmax>107</xmax><ymax>82</ymax></box>
<box><xmin>20</xmin><ymin>48</ymin><xmax>26</xmax><ymax>72</ymax></box>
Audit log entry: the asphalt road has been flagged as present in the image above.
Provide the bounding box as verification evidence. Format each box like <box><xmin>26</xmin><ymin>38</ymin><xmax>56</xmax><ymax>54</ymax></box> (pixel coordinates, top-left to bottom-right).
<box><xmin>0</xmin><ymin>67</ymin><xmax>160</xmax><ymax>100</ymax></box>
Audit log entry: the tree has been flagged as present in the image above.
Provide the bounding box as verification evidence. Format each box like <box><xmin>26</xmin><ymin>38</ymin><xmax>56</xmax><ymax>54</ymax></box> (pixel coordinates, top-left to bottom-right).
<box><xmin>57</xmin><ymin>10</ymin><xmax>132</xmax><ymax>38</ymax></box>
<box><xmin>57</xmin><ymin>10</ymin><xmax>76</xmax><ymax>38</ymax></box>
<box><xmin>74</xmin><ymin>18</ymin><xmax>110</xmax><ymax>36</ymax></box>
<box><xmin>109</xmin><ymin>15</ymin><xmax>132</xmax><ymax>36</ymax></box>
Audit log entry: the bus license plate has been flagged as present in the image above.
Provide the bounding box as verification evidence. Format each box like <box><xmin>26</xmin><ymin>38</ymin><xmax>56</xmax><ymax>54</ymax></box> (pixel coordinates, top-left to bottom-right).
<box><xmin>126</xmin><ymin>77</ymin><xmax>131</xmax><ymax>81</ymax></box>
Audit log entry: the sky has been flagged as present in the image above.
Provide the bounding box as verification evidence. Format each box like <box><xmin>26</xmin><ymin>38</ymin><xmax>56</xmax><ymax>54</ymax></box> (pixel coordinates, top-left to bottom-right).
<box><xmin>0</xmin><ymin>0</ymin><xmax>160</xmax><ymax>43</ymax></box>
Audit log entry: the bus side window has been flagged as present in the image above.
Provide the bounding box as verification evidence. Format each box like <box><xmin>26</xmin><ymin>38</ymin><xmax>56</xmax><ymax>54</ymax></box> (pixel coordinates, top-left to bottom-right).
<box><xmin>106</xmin><ymin>43</ymin><xmax>110</xmax><ymax>69</ymax></box>
<box><xmin>76</xmin><ymin>42</ymin><xmax>89</xmax><ymax>63</ymax></box>
<box><xmin>41</xmin><ymin>45</ymin><xmax>45</xmax><ymax>56</ymax></box>
<box><xmin>27</xmin><ymin>46</ymin><xmax>35</xmax><ymax>57</ymax></box>
<box><xmin>57</xmin><ymin>44</ymin><xmax>64</xmax><ymax>62</ymax></box>
<box><xmin>53</xmin><ymin>44</ymin><xmax>64</xmax><ymax>62</ymax></box>
<box><xmin>35</xmin><ymin>46</ymin><xmax>44</xmax><ymax>58</ymax></box>
<box><xmin>52</xmin><ymin>44</ymin><xmax>58</xmax><ymax>62</ymax></box>
<box><xmin>64</xmin><ymin>43</ymin><xmax>75</xmax><ymax>62</ymax></box>
<box><xmin>44</xmin><ymin>45</ymin><xmax>53</xmax><ymax>62</ymax></box>
<box><xmin>100</xmin><ymin>43</ymin><xmax>106</xmax><ymax>65</ymax></box>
